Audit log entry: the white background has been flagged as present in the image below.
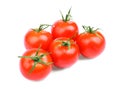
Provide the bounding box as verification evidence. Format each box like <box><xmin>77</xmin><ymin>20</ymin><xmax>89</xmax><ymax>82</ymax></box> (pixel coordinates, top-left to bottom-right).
<box><xmin>0</xmin><ymin>0</ymin><xmax>120</xmax><ymax>89</ymax></box>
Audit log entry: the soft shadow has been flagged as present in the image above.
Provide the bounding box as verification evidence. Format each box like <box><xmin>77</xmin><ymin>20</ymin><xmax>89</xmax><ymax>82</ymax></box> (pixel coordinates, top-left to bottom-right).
<box><xmin>79</xmin><ymin>55</ymin><xmax>95</xmax><ymax>60</ymax></box>
<box><xmin>79</xmin><ymin>55</ymin><xmax>88</xmax><ymax>60</ymax></box>
<box><xmin>52</xmin><ymin>65</ymin><xmax>65</xmax><ymax>72</ymax></box>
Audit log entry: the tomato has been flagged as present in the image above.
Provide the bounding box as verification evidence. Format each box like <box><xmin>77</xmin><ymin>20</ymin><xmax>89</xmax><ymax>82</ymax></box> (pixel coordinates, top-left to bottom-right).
<box><xmin>51</xmin><ymin>8</ymin><xmax>79</xmax><ymax>39</ymax></box>
<box><xmin>76</xmin><ymin>26</ymin><xmax>106</xmax><ymax>58</ymax></box>
<box><xmin>19</xmin><ymin>48</ymin><xmax>53</xmax><ymax>81</ymax></box>
<box><xmin>49</xmin><ymin>37</ymin><xmax>79</xmax><ymax>68</ymax></box>
<box><xmin>24</xmin><ymin>24</ymin><xmax>53</xmax><ymax>50</ymax></box>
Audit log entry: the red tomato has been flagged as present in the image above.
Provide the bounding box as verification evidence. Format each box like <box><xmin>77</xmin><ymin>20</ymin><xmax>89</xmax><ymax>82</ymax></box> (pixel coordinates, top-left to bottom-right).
<box><xmin>24</xmin><ymin>24</ymin><xmax>53</xmax><ymax>50</ymax></box>
<box><xmin>76</xmin><ymin>26</ymin><xmax>106</xmax><ymax>58</ymax></box>
<box><xmin>19</xmin><ymin>48</ymin><xmax>53</xmax><ymax>81</ymax></box>
<box><xmin>51</xmin><ymin>8</ymin><xmax>79</xmax><ymax>39</ymax></box>
<box><xmin>49</xmin><ymin>37</ymin><xmax>79</xmax><ymax>68</ymax></box>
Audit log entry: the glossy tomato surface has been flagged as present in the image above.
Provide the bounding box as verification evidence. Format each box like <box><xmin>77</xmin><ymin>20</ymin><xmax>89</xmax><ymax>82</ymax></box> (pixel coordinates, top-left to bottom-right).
<box><xmin>24</xmin><ymin>29</ymin><xmax>53</xmax><ymax>50</ymax></box>
<box><xmin>51</xmin><ymin>20</ymin><xmax>79</xmax><ymax>39</ymax></box>
<box><xmin>76</xmin><ymin>31</ymin><xmax>105</xmax><ymax>58</ymax></box>
<box><xmin>20</xmin><ymin>48</ymin><xmax>53</xmax><ymax>81</ymax></box>
<box><xmin>49</xmin><ymin>37</ymin><xmax>79</xmax><ymax>68</ymax></box>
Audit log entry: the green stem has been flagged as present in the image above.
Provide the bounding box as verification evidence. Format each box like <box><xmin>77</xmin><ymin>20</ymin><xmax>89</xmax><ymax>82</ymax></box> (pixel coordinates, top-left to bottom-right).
<box><xmin>35</xmin><ymin>47</ymin><xmax>40</xmax><ymax>56</ymax></box>
<box><xmin>62</xmin><ymin>39</ymin><xmax>71</xmax><ymax>50</ymax></box>
<box><xmin>39</xmin><ymin>24</ymin><xmax>51</xmax><ymax>30</ymax></box>
<box><xmin>28</xmin><ymin>62</ymin><xmax>37</xmax><ymax>74</ymax></box>
<box><xmin>82</xmin><ymin>25</ymin><xmax>99</xmax><ymax>33</ymax></box>
<box><xmin>33</xmin><ymin>24</ymin><xmax>51</xmax><ymax>32</ymax></box>
<box><xmin>65</xmin><ymin>7</ymin><xmax>72</xmax><ymax>22</ymax></box>
<box><xmin>18</xmin><ymin>56</ymin><xmax>29</xmax><ymax>58</ymax></box>
<box><xmin>60</xmin><ymin>8</ymin><xmax>72</xmax><ymax>22</ymax></box>
<box><xmin>60</xmin><ymin>10</ymin><xmax>64</xmax><ymax>21</ymax></box>
<box><xmin>82</xmin><ymin>25</ymin><xmax>102</xmax><ymax>39</ymax></box>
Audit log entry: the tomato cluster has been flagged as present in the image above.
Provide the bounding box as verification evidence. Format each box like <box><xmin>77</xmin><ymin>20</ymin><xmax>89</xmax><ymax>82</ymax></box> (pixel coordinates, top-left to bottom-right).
<box><xmin>19</xmin><ymin>8</ymin><xmax>106</xmax><ymax>81</ymax></box>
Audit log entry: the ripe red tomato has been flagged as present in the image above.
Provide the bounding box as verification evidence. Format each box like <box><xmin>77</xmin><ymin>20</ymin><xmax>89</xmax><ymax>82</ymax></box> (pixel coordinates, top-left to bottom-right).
<box><xmin>51</xmin><ymin>8</ymin><xmax>79</xmax><ymax>39</ymax></box>
<box><xmin>24</xmin><ymin>24</ymin><xmax>53</xmax><ymax>50</ymax></box>
<box><xmin>49</xmin><ymin>37</ymin><xmax>79</xmax><ymax>68</ymax></box>
<box><xmin>76</xmin><ymin>26</ymin><xmax>106</xmax><ymax>58</ymax></box>
<box><xmin>19</xmin><ymin>48</ymin><xmax>53</xmax><ymax>81</ymax></box>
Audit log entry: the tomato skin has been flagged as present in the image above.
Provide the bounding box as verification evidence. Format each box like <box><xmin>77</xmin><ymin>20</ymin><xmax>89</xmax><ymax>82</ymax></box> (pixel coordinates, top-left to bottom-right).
<box><xmin>49</xmin><ymin>37</ymin><xmax>79</xmax><ymax>68</ymax></box>
<box><xmin>20</xmin><ymin>49</ymin><xmax>53</xmax><ymax>81</ymax></box>
<box><xmin>51</xmin><ymin>20</ymin><xmax>79</xmax><ymax>39</ymax></box>
<box><xmin>24</xmin><ymin>29</ymin><xmax>53</xmax><ymax>50</ymax></box>
<box><xmin>76</xmin><ymin>31</ymin><xmax>105</xmax><ymax>58</ymax></box>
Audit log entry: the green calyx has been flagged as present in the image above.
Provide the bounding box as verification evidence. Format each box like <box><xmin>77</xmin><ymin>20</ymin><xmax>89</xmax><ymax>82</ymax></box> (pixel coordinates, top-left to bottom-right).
<box><xmin>18</xmin><ymin>48</ymin><xmax>52</xmax><ymax>74</ymax></box>
<box><xmin>33</xmin><ymin>24</ymin><xmax>51</xmax><ymax>32</ymax></box>
<box><xmin>60</xmin><ymin>7</ymin><xmax>72</xmax><ymax>22</ymax></box>
<box><xmin>82</xmin><ymin>25</ymin><xmax>99</xmax><ymax>33</ymax></box>
<box><xmin>61</xmin><ymin>39</ymin><xmax>71</xmax><ymax>50</ymax></box>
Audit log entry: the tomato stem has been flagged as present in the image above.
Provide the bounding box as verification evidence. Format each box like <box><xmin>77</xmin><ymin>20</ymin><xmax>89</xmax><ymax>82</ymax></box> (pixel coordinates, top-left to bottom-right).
<box><xmin>33</xmin><ymin>24</ymin><xmax>51</xmax><ymax>32</ymax></box>
<box><xmin>62</xmin><ymin>39</ymin><xmax>71</xmax><ymax>50</ymax></box>
<box><xmin>39</xmin><ymin>24</ymin><xmax>51</xmax><ymax>30</ymax></box>
<box><xmin>62</xmin><ymin>41</ymin><xmax>69</xmax><ymax>46</ymax></box>
<box><xmin>60</xmin><ymin>10</ymin><xmax>64</xmax><ymax>21</ymax></box>
<box><xmin>60</xmin><ymin>7</ymin><xmax>72</xmax><ymax>22</ymax></box>
<box><xmin>28</xmin><ymin>62</ymin><xmax>37</xmax><ymax>74</ymax></box>
<box><xmin>35</xmin><ymin>47</ymin><xmax>40</xmax><ymax>56</ymax></box>
<box><xmin>82</xmin><ymin>25</ymin><xmax>103</xmax><ymax>39</ymax></box>
<box><xmin>82</xmin><ymin>25</ymin><xmax>99</xmax><ymax>33</ymax></box>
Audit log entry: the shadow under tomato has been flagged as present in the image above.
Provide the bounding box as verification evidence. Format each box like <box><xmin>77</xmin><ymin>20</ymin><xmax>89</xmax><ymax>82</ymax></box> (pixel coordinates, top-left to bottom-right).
<box><xmin>52</xmin><ymin>55</ymin><xmax>91</xmax><ymax>72</ymax></box>
<box><xmin>79</xmin><ymin>55</ymin><xmax>96</xmax><ymax>60</ymax></box>
<box><xmin>79</xmin><ymin>55</ymin><xmax>89</xmax><ymax>60</ymax></box>
<box><xmin>52</xmin><ymin>65</ymin><xmax>66</xmax><ymax>72</ymax></box>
